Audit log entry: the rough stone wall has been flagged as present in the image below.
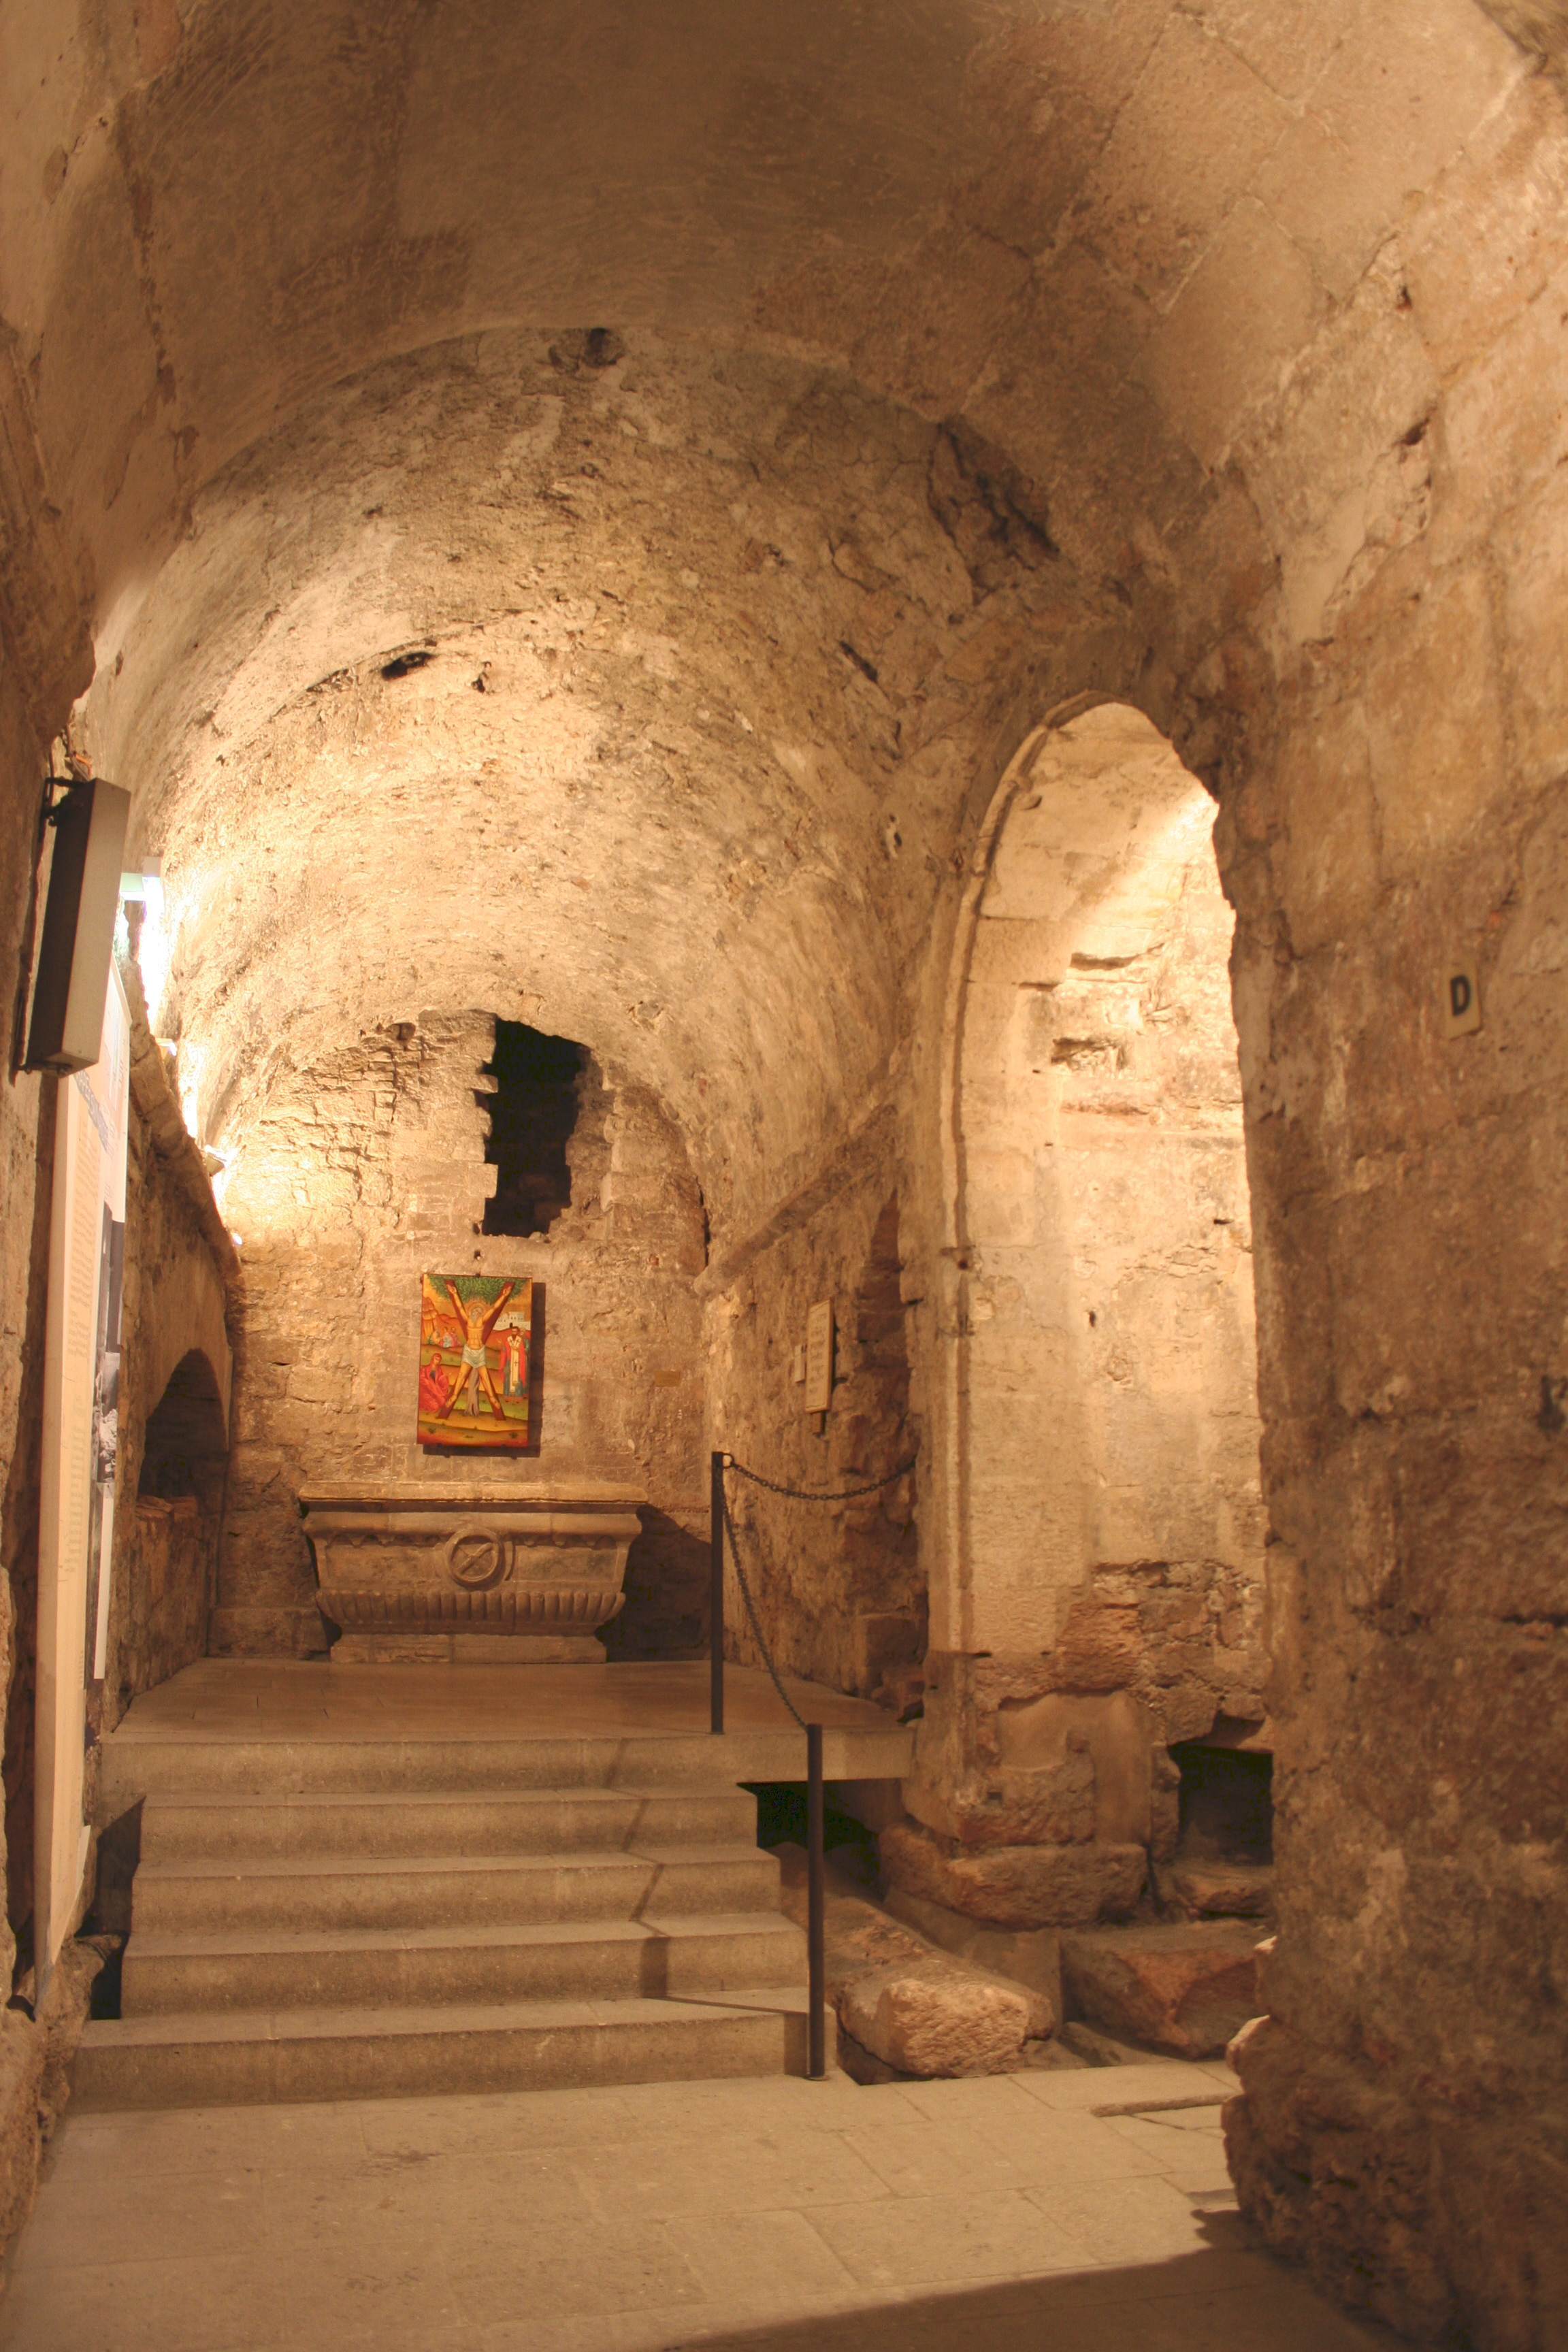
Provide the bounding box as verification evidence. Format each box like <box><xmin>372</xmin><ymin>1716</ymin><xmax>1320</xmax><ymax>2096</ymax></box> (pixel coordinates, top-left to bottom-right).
<box><xmin>218</xmin><ymin>1013</ymin><xmax>707</xmax><ymax>1652</ymax></box>
<box><xmin>707</xmin><ymin>1148</ymin><xmax>921</xmax><ymax>1701</ymax></box>
<box><xmin>1213</xmin><ymin>342</ymin><xmax>1568</xmax><ymax>2345</ymax></box>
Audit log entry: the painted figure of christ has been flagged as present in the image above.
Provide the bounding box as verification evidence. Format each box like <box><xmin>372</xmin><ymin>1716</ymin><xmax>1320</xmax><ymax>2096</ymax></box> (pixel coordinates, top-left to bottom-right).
<box><xmin>438</xmin><ymin>1278</ymin><xmax>515</xmax><ymax>1419</ymax></box>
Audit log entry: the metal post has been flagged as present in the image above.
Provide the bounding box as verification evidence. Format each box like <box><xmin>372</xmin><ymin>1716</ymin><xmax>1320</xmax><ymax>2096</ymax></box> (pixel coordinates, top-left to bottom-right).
<box><xmin>709</xmin><ymin>1450</ymin><xmax>725</xmax><ymax>1735</ymax></box>
<box><xmin>806</xmin><ymin>1721</ymin><xmax>826</xmax><ymax>2079</ymax></box>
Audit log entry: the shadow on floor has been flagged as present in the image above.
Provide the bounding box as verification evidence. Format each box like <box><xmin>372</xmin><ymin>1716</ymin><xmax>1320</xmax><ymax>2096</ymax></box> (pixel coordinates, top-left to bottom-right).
<box><xmin>651</xmin><ymin>2242</ymin><xmax>1399</xmax><ymax>2351</ymax></box>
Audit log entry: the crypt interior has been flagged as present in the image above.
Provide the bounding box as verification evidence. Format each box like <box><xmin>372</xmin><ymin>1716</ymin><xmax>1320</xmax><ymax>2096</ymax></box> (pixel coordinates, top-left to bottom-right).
<box><xmin>0</xmin><ymin>2</ymin><xmax>1564</xmax><ymax>2347</ymax></box>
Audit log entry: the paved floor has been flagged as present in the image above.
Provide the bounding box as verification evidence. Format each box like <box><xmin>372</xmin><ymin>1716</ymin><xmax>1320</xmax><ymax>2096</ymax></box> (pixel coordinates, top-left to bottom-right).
<box><xmin>2</xmin><ymin>2063</ymin><xmax>1395</xmax><ymax>2352</ymax></box>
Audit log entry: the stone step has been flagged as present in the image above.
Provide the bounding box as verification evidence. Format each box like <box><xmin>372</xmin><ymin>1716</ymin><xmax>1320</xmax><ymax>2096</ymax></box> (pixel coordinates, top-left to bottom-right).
<box><xmin>137</xmin><ymin>1786</ymin><xmax>758</xmax><ymax>1862</ymax></box>
<box><xmin>131</xmin><ymin>1846</ymin><xmax>783</xmax><ymax>1936</ymax></box>
<box><xmin>100</xmin><ymin>1727</ymin><xmax>888</xmax><ymax>1810</ymax></box>
<box><xmin>122</xmin><ymin>1912</ymin><xmax>806</xmax><ymax>2014</ymax></box>
<box><xmin>73</xmin><ymin>1991</ymin><xmax>823</xmax><ymax>2109</ymax></box>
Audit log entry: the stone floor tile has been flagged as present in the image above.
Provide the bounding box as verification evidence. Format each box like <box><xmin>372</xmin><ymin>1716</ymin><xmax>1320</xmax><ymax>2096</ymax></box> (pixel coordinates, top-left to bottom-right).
<box><xmin>832</xmin><ymin>2113</ymin><xmax>1035</xmax><ymax>2198</ymax></box>
<box><xmin>281</xmin><ymin>2256</ymin><xmax>486</xmax><ymax>2352</ymax></box>
<box><xmin>478</xmin><ymin>2281</ymin><xmax>936</xmax><ymax>2352</ymax></box>
<box><xmin>878</xmin><ymin>2074</ymin><xmax>1053</xmax><ymax>2127</ymax></box>
<box><xmin>569</xmin><ymin>2278</ymin><xmax>1149</xmax><ymax>2352</ymax></box>
<box><xmin>661</xmin><ymin>2203</ymin><xmax>860</xmax><ymax>2304</ymax></box>
<box><xmin>0</xmin><ymin>2251</ymin><xmax>284</xmax><ymax>2352</ymax></box>
<box><xmin>566</xmin><ymin>2127</ymin><xmax>892</xmax><ymax>2220</ymax></box>
<box><xmin>478</xmin><ymin>2304</ymin><xmax>768</xmax><ymax>2352</ymax></box>
<box><xmin>8</xmin><ymin>2073</ymin><xmax>1404</xmax><ymax>2351</ymax></box>
<box><xmin>445</xmin><ymin>2219</ymin><xmax>704</xmax><ymax>2320</ymax></box>
<box><xmin>1009</xmin><ymin>2061</ymin><xmax>1232</xmax><ymax>2114</ymax></box>
<box><xmin>772</xmin><ymin>2289</ymin><xmax>1165</xmax><ymax>2352</ymax></box>
<box><xmin>945</xmin><ymin>2100</ymin><xmax>1177</xmax><ymax>2184</ymax></box>
<box><xmin>803</xmin><ymin>2187</ymin><xmax>1093</xmax><ymax>2289</ymax></box>
<box><xmin>13</xmin><ymin>2161</ymin><xmax>267</xmax><ymax>2268</ymax></box>
<box><xmin>610</xmin><ymin>2074</ymin><xmax>866</xmax><ymax>2136</ymax></box>
<box><xmin>480</xmin><ymin>2312</ymin><xmax>687</xmax><ymax>2352</ymax></box>
<box><xmin>44</xmin><ymin>2098</ymin><xmax>370</xmax><ymax>2178</ymax></box>
<box><xmin>1099</xmin><ymin>2111</ymin><xmax>1239</xmax><ymax>2194</ymax></box>
<box><xmin>358</xmin><ymin>2083</ymin><xmax>637</xmax><ymax>2155</ymax></box>
<box><xmin>495</xmin><ymin>2261</ymin><xmax>1399</xmax><ymax>2352</ymax></box>
<box><xmin>1023</xmin><ymin>2171</ymin><xmax>1230</xmax><ymax>2267</ymax></box>
<box><xmin>263</xmin><ymin>2146</ymin><xmax>598</xmax><ymax>2243</ymax></box>
<box><xmin>1124</xmin><ymin>2102</ymin><xmax>1235</xmax><ymax>2132</ymax></box>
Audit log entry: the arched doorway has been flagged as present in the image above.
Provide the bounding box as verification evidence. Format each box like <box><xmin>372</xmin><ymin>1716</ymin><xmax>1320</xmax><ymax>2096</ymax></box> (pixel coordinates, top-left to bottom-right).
<box><xmin>906</xmin><ymin>702</ymin><xmax>1269</xmax><ymax>1928</ymax></box>
<box><xmin>121</xmin><ymin>1348</ymin><xmax>229</xmax><ymax>1708</ymax></box>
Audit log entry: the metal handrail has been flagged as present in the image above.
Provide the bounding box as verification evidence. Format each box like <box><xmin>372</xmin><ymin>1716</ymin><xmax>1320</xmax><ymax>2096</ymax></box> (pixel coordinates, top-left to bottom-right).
<box><xmin>707</xmin><ymin>1446</ymin><xmax>917</xmax><ymax>2084</ymax></box>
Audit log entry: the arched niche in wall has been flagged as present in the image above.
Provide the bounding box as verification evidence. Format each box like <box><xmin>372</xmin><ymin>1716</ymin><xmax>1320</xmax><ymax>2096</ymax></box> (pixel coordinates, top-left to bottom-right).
<box><xmin>118</xmin><ymin>1348</ymin><xmax>230</xmax><ymax>1712</ymax></box>
<box><xmin>934</xmin><ymin>704</ymin><xmax>1269</xmax><ymax>1820</ymax></box>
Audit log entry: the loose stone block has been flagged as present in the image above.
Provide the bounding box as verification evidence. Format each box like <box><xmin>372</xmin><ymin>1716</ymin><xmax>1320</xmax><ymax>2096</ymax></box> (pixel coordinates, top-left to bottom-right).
<box><xmin>1164</xmin><ymin>1859</ymin><xmax>1273</xmax><ymax>1920</ymax></box>
<box><xmin>839</xmin><ymin>1961</ymin><xmax>1032</xmax><ymax>2079</ymax></box>
<box><xmin>1061</xmin><ymin>1921</ymin><xmax>1263</xmax><ymax>2058</ymax></box>
<box><xmin>882</xmin><ymin>1888</ymin><xmax>1061</xmax><ymax>2034</ymax></box>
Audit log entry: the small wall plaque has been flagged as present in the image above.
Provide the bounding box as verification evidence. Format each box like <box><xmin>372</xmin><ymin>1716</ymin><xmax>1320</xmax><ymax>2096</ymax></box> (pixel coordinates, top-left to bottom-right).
<box><xmin>804</xmin><ymin>1299</ymin><xmax>835</xmax><ymax>1414</ymax></box>
<box><xmin>1443</xmin><ymin>965</ymin><xmax>1482</xmax><ymax>1039</ymax></box>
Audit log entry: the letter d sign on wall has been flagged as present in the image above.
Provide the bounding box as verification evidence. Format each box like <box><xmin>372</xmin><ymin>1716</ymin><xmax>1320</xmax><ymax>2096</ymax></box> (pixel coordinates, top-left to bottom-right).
<box><xmin>1443</xmin><ymin>964</ymin><xmax>1482</xmax><ymax>1039</ymax></box>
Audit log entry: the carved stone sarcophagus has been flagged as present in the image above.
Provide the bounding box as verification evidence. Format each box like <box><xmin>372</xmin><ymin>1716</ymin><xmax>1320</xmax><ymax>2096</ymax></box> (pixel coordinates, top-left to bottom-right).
<box><xmin>299</xmin><ymin>1486</ymin><xmax>644</xmax><ymax>1662</ymax></box>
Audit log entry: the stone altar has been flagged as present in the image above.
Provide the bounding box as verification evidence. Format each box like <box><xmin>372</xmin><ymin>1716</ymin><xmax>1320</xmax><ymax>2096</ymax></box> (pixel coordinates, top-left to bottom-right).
<box><xmin>299</xmin><ymin>1486</ymin><xmax>645</xmax><ymax>1662</ymax></box>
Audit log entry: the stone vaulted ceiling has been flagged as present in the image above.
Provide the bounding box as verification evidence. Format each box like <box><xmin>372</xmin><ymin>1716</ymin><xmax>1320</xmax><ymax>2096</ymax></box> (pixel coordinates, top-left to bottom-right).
<box><xmin>99</xmin><ymin>339</ymin><xmax>1102</xmax><ymax>1228</ymax></box>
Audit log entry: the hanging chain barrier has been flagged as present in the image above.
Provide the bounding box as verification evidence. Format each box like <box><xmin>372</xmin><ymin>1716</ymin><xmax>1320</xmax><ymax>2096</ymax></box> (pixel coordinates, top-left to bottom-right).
<box><xmin>708</xmin><ymin>1444</ymin><xmax>920</xmax><ymax>2080</ymax></box>
<box><xmin>723</xmin><ymin>1455</ymin><xmax>919</xmax><ymax>1504</ymax></box>
<box><xmin>719</xmin><ymin>1483</ymin><xmax>808</xmax><ymax>1731</ymax></box>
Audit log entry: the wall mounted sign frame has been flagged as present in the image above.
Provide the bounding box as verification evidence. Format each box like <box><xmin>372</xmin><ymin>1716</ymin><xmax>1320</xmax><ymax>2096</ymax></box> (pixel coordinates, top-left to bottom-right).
<box><xmin>804</xmin><ymin>1298</ymin><xmax>835</xmax><ymax>1415</ymax></box>
<box><xmin>35</xmin><ymin>962</ymin><xmax>129</xmax><ymax>1992</ymax></box>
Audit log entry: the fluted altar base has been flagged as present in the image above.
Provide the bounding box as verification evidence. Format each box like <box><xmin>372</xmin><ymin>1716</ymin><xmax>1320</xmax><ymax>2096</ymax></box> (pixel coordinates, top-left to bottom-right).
<box><xmin>330</xmin><ymin>1631</ymin><xmax>606</xmax><ymax>1665</ymax></box>
<box><xmin>299</xmin><ymin>1485</ymin><xmax>645</xmax><ymax>1667</ymax></box>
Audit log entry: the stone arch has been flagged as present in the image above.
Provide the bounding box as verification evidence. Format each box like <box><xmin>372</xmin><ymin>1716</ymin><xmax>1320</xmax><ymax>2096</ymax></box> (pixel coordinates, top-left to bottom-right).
<box><xmin>137</xmin><ymin>1348</ymin><xmax>229</xmax><ymax>1497</ymax></box>
<box><xmin>116</xmin><ymin>1347</ymin><xmax>229</xmax><ymax>1714</ymax></box>
<box><xmin>906</xmin><ymin>698</ymin><xmax>1265</xmax><ymax>1907</ymax></box>
<box><xmin>135</xmin><ymin>1267</ymin><xmax>232</xmax><ymax>1469</ymax></box>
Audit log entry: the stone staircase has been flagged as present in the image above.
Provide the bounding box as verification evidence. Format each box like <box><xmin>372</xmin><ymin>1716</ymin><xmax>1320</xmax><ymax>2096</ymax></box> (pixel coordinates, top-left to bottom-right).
<box><xmin>76</xmin><ymin>1736</ymin><xmax>818</xmax><ymax>2108</ymax></box>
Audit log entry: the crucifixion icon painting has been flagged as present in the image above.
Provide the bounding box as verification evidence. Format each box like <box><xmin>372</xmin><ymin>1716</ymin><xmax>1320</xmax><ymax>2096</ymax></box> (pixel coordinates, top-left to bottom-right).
<box><xmin>417</xmin><ymin>1274</ymin><xmax>534</xmax><ymax>1449</ymax></box>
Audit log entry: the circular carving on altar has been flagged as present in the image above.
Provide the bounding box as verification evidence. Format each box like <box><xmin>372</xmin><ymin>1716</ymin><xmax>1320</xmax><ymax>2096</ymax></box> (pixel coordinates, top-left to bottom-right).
<box><xmin>443</xmin><ymin>1525</ymin><xmax>507</xmax><ymax>1589</ymax></box>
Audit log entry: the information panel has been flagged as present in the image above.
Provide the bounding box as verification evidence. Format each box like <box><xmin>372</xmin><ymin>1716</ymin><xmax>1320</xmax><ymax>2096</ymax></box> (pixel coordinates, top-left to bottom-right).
<box><xmin>35</xmin><ymin>965</ymin><xmax>129</xmax><ymax>1985</ymax></box>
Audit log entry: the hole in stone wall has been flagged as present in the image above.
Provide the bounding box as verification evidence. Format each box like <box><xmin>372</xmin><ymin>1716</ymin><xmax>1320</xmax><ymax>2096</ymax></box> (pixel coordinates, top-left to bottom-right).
<box><xmin>480</xmin><ymin>1020</ymin><xmax>587</xmax><ymax>1237</ymax></box>
<box><xmin>379</xmin><ymin>648</ymin><xmax>434</xmax><ymax>680</ymax></box>
<box><xmin>139</xmin><ymin>1350</ymin><xmax>227</xmax><ymax>1498</ymax></box>
<box><xmin>129</xmin><ymin>1353</ymin><xmax>227</xmax><ymax>1716</ymax></box>
<box><xmin>1167</xmin><ymin>1737</ymin><xmax>1273</xmax><ymax>1867</ymax></box>
<box><xmin>747</xmin><ymin>1784</ymin><xmax>883</xmax><ymax>1892</ymax></box>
